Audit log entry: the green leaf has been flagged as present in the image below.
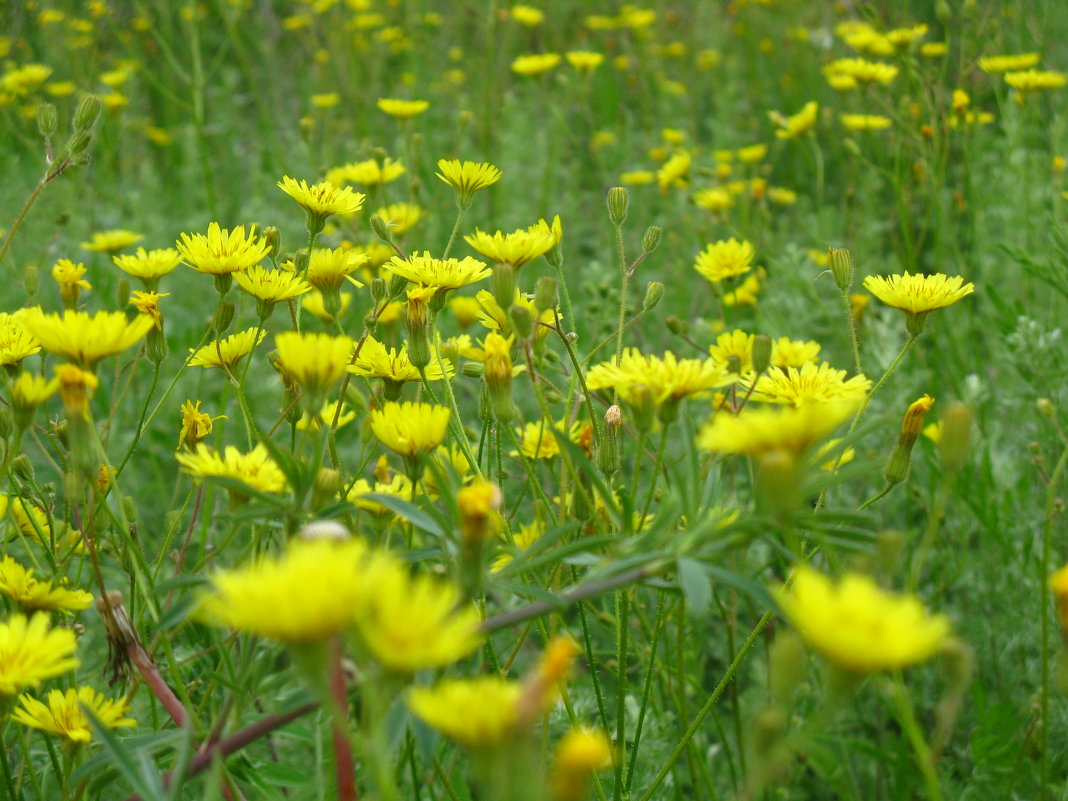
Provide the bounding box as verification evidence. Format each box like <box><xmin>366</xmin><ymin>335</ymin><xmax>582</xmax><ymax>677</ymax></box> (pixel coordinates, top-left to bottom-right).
<box><xmin>364</xmin><ymin>493</ymin><xmax>447</xmax><ymax>538</ymax></box>
<box><xmin>82</xmin><ymin>706</ymin><xmax>167</xmax><ymax>801</ymax></box>
<box><xmin>677</xmin><ymin>557</ymin><xmax>712</xmax><ymax>618</ymax></box>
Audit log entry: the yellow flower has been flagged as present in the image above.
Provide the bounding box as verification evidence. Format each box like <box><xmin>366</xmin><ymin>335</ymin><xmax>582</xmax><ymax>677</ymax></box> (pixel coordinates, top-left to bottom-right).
<box><xmin>774</xmin><ymin>567</ymin><xmax>950</xmax><ymax>673</ymax></box>
<box><xmin>770</xmin><ymin>337</ymin><xmax>821</xmax><ymax>368</ymax></box>
<box><xmin>188</xmin><ymin>328</ymin><xmax>266</xmax><ymax>369</ymax></box>
<box><xmin>55</xmin><ymin>363</ymin><xmax>98</xmax><ymax>418</ymax></box>
<box><xmin>112</xmin><ymin>247</ymin><xmax>182</xmax><ymax>283</ymax></box>
<box><xmin>176</xmin><ymin>223</ymin><xmax>271</xmax><ymax>276</ymax></box>
<box><xmin>827</xmin><ymin>73</ymin><xmax>858</xmax><ymax>92</ymax></box>
<box><xmin>449</xmin><ymin>296</ymin><xmax>482</xmax><ymax>327</ymax></box>
<box><xmin>9</xmin><ymin>372</ymin><xmax>58</xmax><ymax>427</ymax></box>
<box><xmin>275</xmin><ymin>332</ymin><xmax>354</xmax><ymax>402</ymax></box>
<box><xmin>0</xmin><ymin>613</ymin><xmax>79</xmax><ymax>694</ymax></box>
<box><xmin>708</xmin><ymin>329</ymin><xmax>755</xmax><ymax>373</ymax></box>
<box><xmin>370</xmin><ymin>401</ymin><xmax>450</xmax><ymax>457</ymax></box>
<box><xmin>694</xmin><ymin>238</ymin><xmax>756</xmax><ymax>283</ymax></box>
<box><xmin>177</xmin><ymin>399</ymin><xmax>223</xmax><ymax>450</ymax></box>
<box><xmin>1004</xmin><ymin>69</ymin><xmax>1068</xmax><ymax>96</ymax></box>
<box><xmin>129</xmin><ymin>290</ymin><xmax>169</xmax><ymax>329</ymax></box>
<box><xmin>176</xmin><ymin>443</ymin><xmax>289</xmax><ymax>494</ymax></box>
<box><xmin>198</xmin><ymin>538</ymin><xmax>370</xmax><ymax>643</ymax></box>
<box><xmin>551</xmin><ymin>728</ymin><xmax>613</xmax><ymax>801</ymax></box>
<box><xmin>290</xmin><ymin>246</ymin><xmax>368</xmax><ymax>294</ymax></box>
<box><xmin>697</xmin><ymin>401</ymin><xmax>858</xmax><ymax>458</ymax></box>
<box><xmin>511</xmin><ymin>53</ymin><xmax>562</xmax><ymax>76</ymax></box>
<box><xmin>385</xmin><ymin>251</ymin><xmax>491</xmax><ymax>291</ymax></box>
<box><xmin>750</xmin><ymin>363</ymin><xmax>872</xmax><ymax>406</ymax></box>
<box><xmin>840</xmin><ymin>114</ymin><xmax>893</xmax><ymax>132</ymax></box>
<box><xmin>51</xmin><ymin>259</ymin><xmax>90</xmax><ymax>306</ymax></box>
<box><xmin>436</xmin><ymin>158</ymin><xmax>502</xmax><ymax>207</ymax></box>
<box><xmin>15</xmin><ymin>308</ymin><xmax>154</xmax><ymax>369</ymax></box>
<box><xmin>620</xmin><ymin>169</ymin><xmax>656</xmax><ymax>187</ymax></box>
<box><xmin>296</xmin><ymin>401</ymin><xmax>355</xmax><ymax>432</ymax></box>
<box><xmin>1050</xmin><ymin>564</ymin><xmax>1068</xmax><ymax>632</ymax></box>
<box><xmin>1</xmin><ymin>64</ymin><xmax>53</xmax><ymax>96</ymax></box>
<box><xmin>277</xmin><ymin>175</ymin><xmax>366</xmax><ymax>220</ymax></box>
<box><xmin>464</xmin><ymin>226</ymin><xmax>555</xmax><ymax>269</ymax></box>
<box><xmin>376</xmin><ymin>97</ymin><xmax>429</xmax><ymax>118</ymax></box>
<box><xmin>310</xmin><ymin>92</ymin><xmax>339</xmax><ymax>108</ymax></box>
<box><xmin>657</xmin><ymin>150</ymin><xmax>692</xmax><ymax>190</ymax></box>
<box><xmin>862</xmin><ymin>272</ymin><xmax>974</xmax><ymax>317</ymax></box>
<box><xmin>303</xmin><ymin>290</ymin><xmax>350</xmax><ymax>322</ymax></box>
<box><xmin>566</xmin><ymin>50</ymin><xmax>605</xmax><ymax>73</ymax></box>
<box><xmin>0</xmin><ymin>313</ymin><xmax>41</xmax><ymax>367</ymax></box>
<box><xmin>348</xmin><ymin>336</ymin><xmax>450</xmax><ymax>385</ymax></box>
<box><xmin>923</xmin><ymin>420</ymin><xmax>943</xmax><ymax>444</ymax></box>
<box><xmin>80</xmin><ymin>229</ymin><xmax>143</xmax><ymax>254</ymax></box>
<box><xmin>346</xmin><ymin>474</ymin><xmax>415</xmax><ymax>515</ymax></box>
<box><xmin>234</xmin><ymin>266</ymin><xmax>311</xmax><ymax>306</ymax></box>
<box><xmin>723</xmin><ymin>273</ymin><xmax>762</xmax><ymax>306</ymax></box>
<box><xmin>3</xmin><ymin>496</ymin><xmax>82</xmax><ymax>554</ymax></box>
<box><xmin>510</xmin><ymin>4</ymin><xmax>545</xmax><ymax>26</ymax></box>
<box><xmin>921</xmin><ymin>42</ymin><xmax>947</xmax><ymax>58</ymax></box>
<box><xmin>13</xmin><ymin>686</ymin><xmax>135</xmax><ymax>742</ymax></box>
<box><xmin>823</xmin><ymin>58</ymin><xmax>899</xmax><ymax>86</ymax></box>
<box><xmin>885</xmin><ymin>24</ymin><xmax>928</xmax><ymax>49</ymax></box>
<box><xmin>355</xmin><ymin>561</ymin><xmax>483</xmax><ymax>671</ymax></box>
<box><xmin>408</xmin><ymin>677</ymin><xmax>521</xmax><ymax>747</ymax></box>
<box><xmin>978</xmin><ymin>52</ymin><xmax>1040</xmax><ymax>74</ymax></box>
<box><xmin>0</xmin><ymin>556</ymin><xmax>93</xmax><ymax>613</ymax></box>
<box><xmin>513</xmin><ymin>419</ymin><xmax>583</xmax><ymax>459</ymax></box>
<box><xmin>326</xmin><ymin>157</ymin><xmax>406</xmax><ymax>187</ymax></box>
<box><xmin>587</xmin><ymin>349</ymin><xmax>729</xmax><ymax>410</ymax></box>
<box><xmin>374</xmin><ymin>202</ymin><xmax>425</xmax><ymax>237</ymax></box>
<box><xmin>736</xmin><ymin>143</ymin><xmax>767</xmax><ymax>164</ymax></box>
<box><xmin>771</xmin><ymin>101</ymin><xmax>819</xmax><ymax>139</ymax></box>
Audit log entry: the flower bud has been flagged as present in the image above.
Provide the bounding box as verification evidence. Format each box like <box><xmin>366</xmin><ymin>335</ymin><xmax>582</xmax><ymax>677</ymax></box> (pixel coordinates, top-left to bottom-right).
<box><xmin>37</xmin><ymin>103</ymin><xmax>58</xmax><ymax>138</ymax></box>
<box><xmin>0</xmin><ymin>408</ymin><xmax>12</xmax><ymax>440</ymax></box>
<box><xmin>665</xmin><ymin>315</ymin><xmax>689</xmax><ymax>336</ymax></box>
<box><xmin>263</xmin><ymin>226</ymin><xmax>281</xmax><ymax>259</ymax></box>
<box><xmin>23</xmin><ymin>266</ymin><xmax>39</xmax><ymax>298</ymax></box>
<box><xmin>371</xmin><ymin>276</ymin><xmax>387</xmax><ymax>303</ymax></box>
<box><xmin>74</xmin><ymin>94</ymin><xmax>103</xmax><ymax>131</ymax></box>
<box><xmin>458</xmin><ymin>480</ymin><xmax>502</xmax><ymax>545</ymax></box>
<box><xmin>938</xmin><ymin>402</ymin><xmax>972</xmax><ymax>471</ymax></box>
<box><xmin>312</xmin><ymin>468</ymin><xmax>343</xmax><ymax>509</ymax></box>
<box><xmin>828</xmin><ymin>246</ymin><xmax>853</xmax><ymax>291</ymax></box>
<box><xmin>491</xmin><ymin>264</ymin><xmax>516</xmax><ymax>312</ymax></box>
<box><xmin>534</xmin><ymin>276</ymin><xmax>558</xmax><ymax>312</ymax></box>
<box><xmin>214</xmin><ymin>301</ymin><xmax>236</xmax><ymax>334</ymax></box>
<box><xmin>884</xmin><ymin>394</ymin><xmax>934</xmax><ymax>486</ymax></box>
<box><xmin>510</xmin><ymin>304</ymin><xmax>535</xmax><ymax>340</ymax></box>
<box><xmin>11</xmin><ymin>454</ymin><xmax>33</xmax><ymax>483</ymax></box>
<box><xmin>370</xmin><ymin>214</ymin><xmax>393</xmax><ymax>243</ymax></box>
<box><xmin>1038</xmin><ymin>397</ymin><xmax>1055</xmax><ymax>418</ymax></box>
<box><xmin>67</xmin><ymin>130</ymin><xmax>92</xmax><ymax>155</ymax></box>
<box><xmin>462</xmin><ymin>361</ymin><xmax>484</xmax><ymax>378</ymax></box>
<box><xmin>751</xmin><ymin>334</ymin><xmax>773</xmax><ymax>374</ymax></box>
<box><xmin>387</xmin><ymin>272</ymin><xmax>409</xmax><ymax>299</ymax></box>
<box><xmin>768</xmin><ymin>631</ymin><xmax>806</xmax><ymax>706</ymax></box>
<box><xmin>405</xmin><ymin>286</ymin><xmax>435</xmax><ymax>368</ymax></box>
<box><xmin>642</xmin><ymin>224</ymin><xmax>663</xmax><ymax>253</ymax></box>
<box><xmin>606</xmin><ymin>186</ymin><xmax>629</xmax><ymax>225</ymax></box>
<box><xmin>598</xmin><ymin>405</ymin><xmax>621</xmax><ymax>478</ymax></box>
<box><xmin>642</xmin><ymin>281</ymin><xmax>664</xmax><ymax>311</ymax></box>
<box><xmin>482</xmin><ymin>332</ymin><xmax>514</xmax><ymax>421</ymax></box>
<box><xmin>146</xmin><ymin>327</ymin><xmax>168</xmax><ymax>364</ymax></box>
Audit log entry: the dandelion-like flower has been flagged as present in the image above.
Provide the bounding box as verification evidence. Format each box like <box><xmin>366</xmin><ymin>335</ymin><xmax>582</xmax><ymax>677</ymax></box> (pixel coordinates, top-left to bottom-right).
<box><xmin>408</xmin><ymin>677</ymin><xmax>521</xmax><ymax>747</ymax></box>
<box><xmin>52</xmin><ymin>259</ymin><xmax>90</xmax><ymax>307</ymax></box>
<box><xmin>774</xmin><ymin>567</ymin><xmax>950</xmax><ymax>673</ymax></box>
<box><xmin>436</xmin><ymin>159</ymin><xmax>502</xmax><ymax>208</ymax></box>
<box><xmin>385</xmin><ymin>251</ymin><xmax>491</xmax><ymax>291</ymax></box>
<box><xmin>80</xmin><ymin>229</ymin><xmax>143</xmax><ymax>254</ymax></box>
<box><xmin>176</xmin><ymin>443</ymin><xmax>289</xmax><ymax>494</ymax></box>
<box><xmin>770</xmin><ymin>337</ymin><xmax>821</xmax><ymax>368</ymax></box>
<box><xmin>551</xmin><ymin>729</ymin><xmax>613</xmax><ymax>801</ymax></box>
<box><xmin>823</xmin><ymin>58</ymin><xmax>899</xmax><ymax>85</ymax></box>
<box><xmin>289</xmin><ymin>247</ymin><xmax>369</xmax><ymax>295</ymax></box>
<box><xmin>177</xmin><ymin>223</ymin><xmax>271</xmax><ymax>276</ymax></box>
<box><xmin>513</xmin><ymin>419</ymin><xmax>584</xmax><ymax>460</ymax></box>
<box><xmin>348</xmin><ymin>336</ymin><xmax>450</xmax><ymax>386</ymax></box>
<box><xmin>374</xmin><ymin>202</ymin><xmax>425</xmax><ymax>237</ymax></box>
<box><xmin>511</xmin><ymin>53</ymin><xmax>562</xmax><ymax>76</ymax></box>
<box><xmin>697</xmin><ymin>401</ymin><xmax>858</xmax><ymax>458</ymax></box>
<box><xmin>198</xmin><ymin>538</ymin><xmax>371</xmax><ymax>643</ymax></box>
<box><xmin>0</xmin><ymin>557</ymin><xmax>93</xmax><ymax>613</ymax></box>
<box><xmin>370</xmin><ymin>401</ymin><xmax>450</xmax><ymax>457</ymax></box>
<box><xmin>15</xmin><ymin>308</ymin><xmax>154</xmax><ymax>370</ymax></box>
<box><xmin>0</xmin><ymin>313</ymin><xmax>40</xmax><ymax>367</ymax></box>
<box><xmin>376</xmin><ymin>98</ymin><xmax>429</xmax><ymax>118</ymax></box>
<box><xmin>771</xmin><ymin>101</ymin><xmax>819</xmax><ymax>139</ymax></box>
<box><xmin>188</xmin><ymin>328</ymin><xmax>266</xmax><ymax>369</ymax></box>
<box><xmin>129</xmin><ymin>290</ymin><xmax>168</xmax><ymax>329</ymax></box>
<box><xmin>278</xmin><ymin>175</ymin><xmax>365</xmax><ymax>223</ymax></box>
<box><xmin>694</xmin><ymin>238</ymin><xmax>757</xmax><ymax>283</ymax></box>
<box><xmin>708</xmin><ymin>329</ymin><xmax>756</xmax><ymax>373</ymax></box>
<box><xmin>750</xmin><ymin>363</ymin><xmax>872</xmax><ymax>406</ymax></box>
<box><xmin>234</xmin><ymin>266</ymin><xmax>311</xmax><ymax>308</ymax></box>
<box><xmin>0</xmin><ymin>613</ymin><xmax>79</xmax><ymax>694</ymax></box>
<box><xmin>587</xmin><ymin>349</ymin><xmax>730</xmax><ymax>415</ymax></box>
<box><xmin>177</xmin><ymin>399</ymin><xmax>223</xmax><ymax>450</ymax></box>
<box><xmin>1004</xmin><ymin>69</ymin><xmax>1068</xmax><ymax>97</ymax></box>
<box><xmin>978</xmin><ymin>52</ymin><xmax>1041</xmax><ymax>73</ymax></box>
<box><xmin>464</xmin><ymin>226</ymin><xmax>556</xmax><ymax>269</ymax></box>
<box><xmin>862</xmin><ymin>271</ymin><xmax>974</xmax><ymax>334</ymax></box>
<box><xmin>275</xmin><ymin>332</ymin><xmax>353</xmax><ymax>404</ymax></box>
<box><xmin>9</xmin><ymin>372</ymin><xmax>57</xmax><ymax>429</ymax></box>
<box><xmin>346</xmin><ymin>474</ymin><xmax>415</xmax><ymax>516</ymax></box>
<box><xmin>112</xmin><ymin>247</ymin><xmax>182</xmax><ymax>286</ymax></box>
<box><xmin>326</xmin><ymin>157</ymin><xmax>406</xmax><ymax>187</ymax></box>
<box><xmin>13</xmin><ymin>686</ymin><xmax>135</xmax><ymax>742</ymax></box>
<box><xmin>840</xmin><ymin>114</ymin><xmax>893</xmax><ymax>132</ymax></box>
<box><xmin>566</xmin><ymin>50</ymin><xmax>605</xmax><ymax>73</ymax></box>
<box><xmin>657</xmin><ymin>150</ymin><xmax>692</xmax><ymax>190</ymax></box>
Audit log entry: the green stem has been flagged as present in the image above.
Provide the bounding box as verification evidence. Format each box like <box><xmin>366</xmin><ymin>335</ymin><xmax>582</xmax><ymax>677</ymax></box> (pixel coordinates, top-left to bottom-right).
<box><xmin>842</xmin><ymin>288</ymin><xmax>863</xmax><ymax>375</ymax></box>
<box><xmin>0</xmin><ymin>172</ymin><xmax>49</xmax><ymax>267</ymax></box>
<box><xmin>1039</xmin><ymin>444</ymin><xmax>1068</xmax><ymax>800</ymax></box>
<box><xmin>891</xmin><ymin>674</ymin><xmax>944</xmax><ymax>801</ymax></box>
<box><xmin>613</xmin><ymin>223</ymin><xmax>629</xmax><ymax>366</ymax></box>
<box><xmin>613</xmin><ymin>588</ymin><xmax>630</xmax><ymax>801</ymax></box>
<box><xmin>442</xmin><ymin>205</ymin><xmax>465</xmax><ymax>260</ymax></box>
<box><xmin>625</xmin><ymin>591</ymin><xmax>667</xmax><ymax>795</ymax></box>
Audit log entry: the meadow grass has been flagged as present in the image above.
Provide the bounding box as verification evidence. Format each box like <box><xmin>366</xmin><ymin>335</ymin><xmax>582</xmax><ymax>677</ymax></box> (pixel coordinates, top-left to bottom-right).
<box><xmin>1</xmin><ymin>1</ymin><xmax>1067</xmax><ymax>799</ymax></box>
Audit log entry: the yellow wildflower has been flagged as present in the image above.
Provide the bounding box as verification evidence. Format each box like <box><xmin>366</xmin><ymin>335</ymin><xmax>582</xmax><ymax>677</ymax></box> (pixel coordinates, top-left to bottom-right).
<box><xmin>129</xmin><ymin>291</ymin><xmax>168</xmax><ymax>329</ymax></box>
<box><xmin>551</xmin><ymin>728</ymin><xmax>613</xmax><ymax>801</ymax></box>
<box><xmin>188</xmin><ymin>328</ymin><xmax>266</xmax><ymax>369</ymax></box>
<box><xmin>510</xmin><ymin>4</ymin><xmax>545</xmax><ymax>26</ymax></box>
<box><xmin>0</xmin><ymin>313</ymin><xmax>41</xmax><ymax>367</ymax></box>
<box><xmin>697</xmin><ymin>401</ymin><xmax>858</xmax><ymax>458</ymax></box>
<box><xmin>771</xmin><ymin>101</ymin><xmax>819</xmax><ymax>139</ymax></box>
<box><xmin>277</xmin><ymin>176</ymin><xmax>366</xmax><ymax>220</ymax></box>
<box><xmin>750</xmin><ymin>363</ymin><xmax>872</xmax><ymax>406</ymax></box>
<box><xmin>303</xmin><ymin>290</ymin><xmax>351</xmax><ymax>322</ymax></box>
<box><xmin>176</xmin><ymin>223</ymin><xmax>271</xmax><ymax>276</ymax></box>
<box><xmin>13</xmin><ymin>686</ymin><xmax>135</xmax><ymax>742</ymax></box>
<box><xmin>51</xmin><ymin>259</ymin><xmax>90</xmax><ymax>306</ymax></box>
<box><xmin>587</xmin><ymin>349</ymin><xmax>729</xmax><ymax>410</ymax></box>
<box><xmin>177</xmin><ymin>400</ymin><xmax>223</xmax><ymax>450</ymax></box>
<box><xmin>348</xmin><ymin>336</ymin><xmax>450</xmax><ymax>386</ymax></box>
<box><xmin>0</xmin><ymin>557</ymin><xmax>93</xmax><ymax>613</ymax></box>
<box><xmin>693</xmin><ymin>187</ymin><xmax>734</xmax><ymax>213</ymax></box>
<box><xmin>370</xmin><ymin>401</ymin><xmax>450</xmax><ymax>457</ymax></box>
<box><xmin>513</xmin><ymin>419</ymin><xmax>583</xmax><ymax>460</ymax></box>
<box><xmin>290</xmin><ymin>246</ymin><xmax>368</xmax><ymax>296</ymax></box>
<box><xmin>376</xmin><ymin>98</ymin><xmax>429</xmax><ymax>118</ymax></box>
<box><xmin>385</xmin><ymin>251</ymin><xmax>491</xmax><ymax>291</ymax></box>
<box><xmin>978</xmin><ymin>52</ymin><xmax>1040</xmax><ymax>74</ymax></box>
<box><xmin>464</xmin><ymin>226</ymin><xmax>555</xmax><ymax>269</ymax></box>
<box><xmin>80</xmin><ymin>229</ymin><xmax>142</xmax><ymax>254</ymax></box>
<box><xmin>275</xmin><ymin>332</ymin><xmax>353</xmax><ymax>403</ymax></box>
<box><xmin>112</xmin><ymin>247</ymin><xmax>182</xmax><ymax>284</ymax></box>
<box><xmin>657</xmin><ymin>150</ymin><xmax>692</xmax><ymax>190</ymax></box>
<box><xmin>694</xmin><ymin>238</ymin><xmax>756</xmax><ymax>283</ymax></box>
<box><xmin>346</xmin><ymin>474</ymin><xmax>415</xmax><ymax>515</ymax></box>
<box><xmin>449</xmin><ymin>296</ymin><xmax>482</xmax><ymax>327</ymax></box>
<box><xmin>566</xmin><ymin>50</ymin><xmax>605</xmax><ymax>73</ymax></box>
<box><xmin>408</xmin><ymin>677</ymin><xmax>521</xmax><ymax>747</ymax></box>
<box><xmin>862</xmin><ymin>272</ymin><xmax>974</xmax><ymax>332</ymax></box>
<box><xmin>1005</xmin><ymin>69</ymin><xmax>1068</xmax><ymax>97</ymax></box>
<box><xmin>823</xmin><ymin>58</ymin><xmax>899</xmax><ymax>86</ymax></box>
<box><xmin>15</xmin><ymin>308</ymin><xmax>154</xmax><ymax>370</ymax></box>
<box><xmin>296</xmin><ymin>401</ymin><xmax>356</xmax><ymax>432</ymax></box>
<box><xmin>436</xmin><ymin>158</ymin><xmax>502</xmax><ymax>207</ymax></box>
<box><xmin>374</xmin><ymin>202</ymin><xmax>425</xmax><ymax>236</ymax></box>
<box><xmin>840</xmin><ymin>114</ymin><xmax>892</xmax><ymax>132</ymax></box>
<box><xmin>0</xmin><ymin>613</ymin><xmax>79</xmax><ymax>694</ymax></box>
<box><xmin>176</xmin><ymin>443</ymin><xmax>289</xmax><ymax>494</ymax></box>
<box><xmin>326</xmin><ymin>158</ymin><xmax>406</xmax><ymax>187</ymax></box>
<box><xmin>770</xmin><ymin>337</ymin><xmax>821</xmax><ymax>368</ymax></box>
<box><xmin>234</xmin><ymin>266</ymin><xmax>311</xmax><ymax>306</ymax></box>
<box><xmin>511</xmin><ymin>53</ymin><xmax>562</xmax><ymax>76</ymax></box>
<box><xmin>708</xmin><ymin>329</ymin><xmax>755</xmax><ymax>373</ymax></box>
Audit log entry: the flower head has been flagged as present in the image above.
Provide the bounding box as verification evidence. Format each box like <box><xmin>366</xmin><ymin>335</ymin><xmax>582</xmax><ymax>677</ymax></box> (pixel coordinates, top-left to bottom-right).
<box><xmin>840</xmin><ymin>114</ymin><xmax>892</xmax><ymax>132</ymax></box>
<box><xmin>1004</xmin><ymin>69</ymin><xmax>1068</xmax><ymax>98</ymax></box>
<box><xmin>9</xmin><ymin>372</ymin><xmax>58</xmax><ymax>428</ymax></box>
<box><xmin>374</xmin><ymin>202</ymin><xmax>425</xmax><ymax>237</ymax></box>
<box><xmin>177</xmin><ymin>223</ymin><xmax>271</xmax><ymax>276</ymax></box>
<box><xmin>862</xmin><ymin>272</ymin><xmax>974</xmax><ymax>332</ymax></box>
<box><xmin>376</xmin><ymin>98</ymin><xmax>429</xmax><ymax>118</ymax></box>
<box><xmin>551</xmin><ymin>729</ymin><xmax>613</xmax><ymax>801</ymax></box>
<box><xmin>464</xmin><ymin>226</ymin><xmax>556</xmax><ymax>269</ymax></box>
<box><xmin>177</xmin><ymin>400</ymin><xmax>223</xmax><ymax>450</ymax></box>
<box><xmin>978</xmin><ymin>52</ymin><xmax>1041</xmax><ymax>73</ymax></box>
<box><xmin>13</xmin><ymin>686</ymin><xmax>135</xmax><ymax>742</ymax></box>
<box><xmin>587</xmin><ymin>349</ymin><xmax>729</xmax><ymax>414</ymax></box>
<box><xmin>275</xmin><ymin>332</ymin><xmax>354</xmax><ymax>403</ymax></box>
<box><xmin>129</xmin><ymin>290</ymin><xmax>169</xmax><ymax>329</ymax></box>
<box><xmin>513</xmin><ymin>419</ymin><xmax>584</xmax><ymax>459</ymax></box>
<box><xmin>566</xmin><ymin>50</ymin><xmax>605</xmax><ymax>73</ymax></box>
<box><xmin>326</xmin><ymin>158</ymin><xmax>406</xmax><ymax>187</ymax></box>
<box><xmin>511</xmin><ymin>53</ymin><xmax>562</xmax><ymax>76</ymax></box>
<box><xmin>80</xmin><ymin>229</ymin><xmax>143</xmax><ymax>254</ymax></box>
<box><xmin>0</xmin><ymin>613</ymin><xmax>79</xmax><ymax>694</ymax></box>
<box><xmin>198</xmin><ymin>538</ymin><xmax>371</xmax><ymax>642</ymax></box>
<box><xmin>15</xmin><ymin>308</ymin><xmax>154</xmax><ymax>370</ymax></box>
<box><xmin>370</xmin><ymin>401</ymin><xmax>450</xmax><ymax>457</ymax></box>
<box><xmin>408</xmin><ymin>677</ymin><xmax>521</xmax><ymax>747</ymax></box>
<box><xmin>277</xmin><ymin>175</ymin><xmax>366</xmax><ymax>221</ymax></box>
<box><xmin>0</xmin><ymin>313</ymin><xmax>40</xmax><ymax>367</ymax></box>
<box><xmin>771</xmin><ymin>101</ymin><xmax>818</xmax><ymax>139</ymax></box>
<box><xmin>188</xmin><ymin>328</ymin><xmax>266</xmax><ymax>369</ymax></box>
<box><xmin>751</xmin><ymin>363</ymin><xmax>872</xmax><ymax>406</ymax></box>
<box><xmin>290</xmin><ymin>247</ymin><xmax>369</xmax><ymax>294</ymax></box>
<box><xmin>697</xmin><ymin>401</ymin><xmax>858</xmax><ymax>458</ymax></box>
<box><xmin>348</xmin><ymin>336</ymin><xmax>451</xmax><ymax>385</ymax></box>
<box><xmin>823</xmin><ymin>58</ymin><xmax>899</xmax><ymax>86</ymax></box>
<box><xmin>657</xmin><ymin>150</ymin><xmax>692</xmax><ymax>190</ymax></box>
<box><xmin>112</xmin><ymin>247</ymin><xmax>182</xmax><ymax>285</ymax></box>
<box><xmin>0</xmin><ymin>557</ymin><xmax>93</xmax><ymax>613</ymax></box>
<box><xmin>234</xmin><ymin>266</ymin><xmax>311</xmax><ymax>307</ymax></box>
<box><xmin>436</xmin><ymin>159</ymin><xmax>502</xmax><ymax>208</ymax></box>
<box><xmin>346</xmin><ymin>474</ymin><xmax>415</xmax><ymax>516</ymax></box>
<box><xmin>694</xmin><ymin>238</ymin><xmax>756</xmax><ymax>283</ymax></box>
<box><xmin>385</xmin><ymin>251</ymin><xmax>491</xmax><ymax>291</ymax></box>
<box><xmin>52</xmin><ymin>259</ymin><xmax>90</xmax><ymax>306</ymax></box>
<box><xmin>176</xmin><ymin>443</ymin><xmax>289</xmax><ymax>494</ymax></box>
<box><xmin>770</xmin><ymin>337</ymin><xmax>821</xmax><ymax>368</ymax></box>
<box><xmin>774</xmin><ymin>567</ymin><xmax>950</xmax><ymax>673</ymax></box>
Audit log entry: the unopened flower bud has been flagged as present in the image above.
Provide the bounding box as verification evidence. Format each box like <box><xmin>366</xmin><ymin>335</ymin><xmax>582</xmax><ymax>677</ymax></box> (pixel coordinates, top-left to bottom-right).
<box><xmin>462</xmin><ymin>361</ymin><xmax>484</xmax><ymax>378</ymax></box>
<box><xmin>829</xmin><ymin>246</ymin><xmax>854</xmax><ymax>291</ymax></box>
<box><xmin>606</xmin><ymin>186</ymin><xmax>629</xmax><ymax>225</ymax></box>
<box><xmin>405</xmin><ymin>287</ymin><xmax>435</xmax><ymax>368</ymax></box>
<box><xmin>510</xmin><ymin>305</ymin><xmax>535</xmax><ymax>340</ymax></box>
<box><xmin>751</xmin><ymin>334</ymin><xmax>773</xmax><ymax>374</ymax></box>
<box><xmin>458</xmin><ymin>479</ymin><xmax>502</xmax><ymax>545</ymax></box>
<box><xmin>884</xmin><ymin>394</ymin><xmax>935</xmax><ymax>487</ymax></box>
<box><xmin>1038</xmin><ymin>398</ymin><xmax>1055</xmax><ymax>417</ymax></box>
<box><xmin>263</xmin><ymin>226</ymin><xmax>281</xmax><ymax>259</ymax></box>
<box><xmin>768</xmin><ymin>631</ymin><xmax>806</xmax><ymax>706</ymax></box>
<box><xmin>312</xmin><ymin>468</ymin><xmax>343</xmax><ymax>509</ymax></box>
<box><xmin>665</xmin><ymin>315</ymin><xmax>689</xmax><ymax>336</ymax></box>
<box><xmin>939</xmin><ymin>402</ymin><xmax>972</xmax><ymax>471</ymax></box>
<box><xmin>74</xmin><ymin>94</ymin><xmax>103</xmax><ymax>131</ymax></box>
<box><xmin>642</xmin><ymin>225</ymin><xmax>663</xmax><ymax>253</ymax></box>
<box><xmin>642</xmin><ymin>281</ymin><xmax>664</xmax><ymax>311</ymax></box>
<box><xmin>214</xmin><ymin>301</ymin><xmax>235</xmax><ymax>334</ymax></box>
<box><xmin>534</xmin><ymin>276</ymin><xmax>557</xmax><ymax>312</ymax></box>
<box><xmin>491</xmin><ymin>264</ymin><xmax>516</xmax><ymax>311</ymax></box>
<box><xmin>482</xmin><ymin>332</ymin><xmax>514</xmax><ymax>421</ymax></box>
<box><xmin>37</xmin><ymin>103</ymin><xmax>58</xmax><ymax>138</ymax></box>
<box><xmin>23</xmin><ymin>266</ymin><xmax>39</xmax><ymax>298</ymax></box>
<box><xmin>371</xmin><ymin>277</ymin><xmax>387</xmax><ymax>303</ymax></box>
<box><xmin>598</xmin><ymin>405</ymin><xmax>622</xmax><ymax>478</ymax></box>
<box><xmin>11</xmin><ymin>454</ymin><xmax>33</xmax><ymax>483</ymax></box>
<box><xmin>370</xmin><ymin>214</ymin><xmax>393</xmax><ymax>243</ymax></box>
